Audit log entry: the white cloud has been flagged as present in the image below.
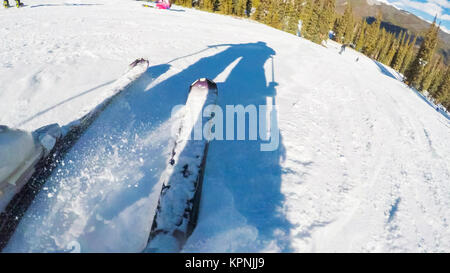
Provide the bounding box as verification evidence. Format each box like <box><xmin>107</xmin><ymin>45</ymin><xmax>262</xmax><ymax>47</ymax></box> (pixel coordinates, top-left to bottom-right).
<box><xmin>415</xmin><ymin>14</ymin><xmax>450</xmax><ymax>33</ymax></box>
<box><xmin>391</xmin><ymin>0</ymin><xmax>443</xmax><ymax>18</ymax></box>
<box><xmin>384</xmin><ymin>0</ymin><xmax>450</xmax><ymax>32</ymax></box>
<box><xmin>441</xmin><ymin>26</ymin><xmax>450</xmax><ymax>34</ymax></box>
<box><xmin>428</xmin><ymin>0</ymin><xmax>450</xmax><ymax>10</ymax></box>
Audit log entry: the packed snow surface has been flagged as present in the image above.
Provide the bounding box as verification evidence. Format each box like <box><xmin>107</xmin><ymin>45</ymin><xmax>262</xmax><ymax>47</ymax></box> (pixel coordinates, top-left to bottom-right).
<box><xmin>1</xmin><ymin>0</ymin><xmax>449</xmax><ymax>252</ymax></box>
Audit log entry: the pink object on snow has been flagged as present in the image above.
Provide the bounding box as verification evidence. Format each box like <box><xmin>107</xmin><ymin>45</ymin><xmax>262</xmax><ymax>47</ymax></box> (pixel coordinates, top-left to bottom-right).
<box><xmin>155</xmin><ymin>0</ymin><xmax>171</xmax><ymax>9</ymax></box>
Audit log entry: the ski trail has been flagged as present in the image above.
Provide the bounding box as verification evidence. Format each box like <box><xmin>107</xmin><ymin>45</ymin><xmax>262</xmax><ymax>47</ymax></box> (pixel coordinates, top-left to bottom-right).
<box><xmin>4</xmin><ymin>67</ymin><xmax>177</xmax><ymax>253</ymax></box>
<box><xmin>274</xmin><ymin>50</ymin><xmax>450</xmax><ymax>252</ymax></box>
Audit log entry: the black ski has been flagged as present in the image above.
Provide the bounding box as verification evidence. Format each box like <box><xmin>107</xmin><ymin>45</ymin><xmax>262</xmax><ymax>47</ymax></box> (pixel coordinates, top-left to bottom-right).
<box><xmin>0</xmin><ymin>59</ymin><xmax>149</xmax><ymax>252</ymax></box>
<box><xmin>145</xmin><ymin>78</ymin><xmax>218</xmax><ymax>252</ymax></box>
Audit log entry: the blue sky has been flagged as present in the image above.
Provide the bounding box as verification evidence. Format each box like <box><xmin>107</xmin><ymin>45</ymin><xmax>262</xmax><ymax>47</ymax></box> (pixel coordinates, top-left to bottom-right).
<box><xmin>382</xmin><ymin>0</ymin><xmax>450</xmax><ymax>33</ymax></box>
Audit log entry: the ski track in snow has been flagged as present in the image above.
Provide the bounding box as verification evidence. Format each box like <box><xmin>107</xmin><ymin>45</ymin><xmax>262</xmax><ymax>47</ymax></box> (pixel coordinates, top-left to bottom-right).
<box><xmin>1</xmin><ymin>0</ymin><xmax>450</xmax><ymax>252</ymax></box>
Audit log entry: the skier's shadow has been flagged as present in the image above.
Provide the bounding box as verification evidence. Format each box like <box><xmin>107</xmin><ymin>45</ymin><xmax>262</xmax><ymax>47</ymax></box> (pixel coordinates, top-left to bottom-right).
<box><xmin>94</xmin><ymin>41</ymin><xmax>292</xmax><ymax>251</ymax></box>
<box><xmin>5</xmin><ymin>42</ymin><xmax>292</xmax><ymax>253</ymax></box>
<box><xmin>129</xmin><ymin>41</ymin><xmax>291</xmax><ymax>252</ymax></box>
<box><xmin>183</xmin><ymin>42</ymin><xmax>292</xmax><ymax>252</ymax></box>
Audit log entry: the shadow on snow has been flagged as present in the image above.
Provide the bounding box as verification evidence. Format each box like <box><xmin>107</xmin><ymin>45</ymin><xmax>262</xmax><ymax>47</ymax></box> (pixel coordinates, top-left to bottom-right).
<box><xmin>372</xmin><ymin>60</ymin><xmax>398</xmax><ymax>80</ymax></box>
<box><xmin>7</xmin><ymin>42</ymin><xmax>292</xmax><ymax>253</ymax></box>
<box><xmin>372</xmin><ymin>60</ymin><xmax>450</xmax><ymax>121</ymax></box>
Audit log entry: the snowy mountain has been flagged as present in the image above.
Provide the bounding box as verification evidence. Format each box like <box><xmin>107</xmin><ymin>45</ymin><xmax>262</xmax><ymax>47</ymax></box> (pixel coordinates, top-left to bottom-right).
<box><xmin>336</xmin><ymin>0</ymin><xmax>450</xmax><ymax>64</ymax></box>
<box><xmin>1</xmin><ymin>0</ymin><xmax>450</xmax><ymax>253</ymax></box>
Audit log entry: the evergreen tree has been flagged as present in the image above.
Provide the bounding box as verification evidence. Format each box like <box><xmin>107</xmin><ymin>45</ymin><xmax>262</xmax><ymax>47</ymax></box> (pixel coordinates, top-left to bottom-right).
<box><xmin>333</xmin><ymin>3</ymin><xmax>353</xmax><ymax>43</ymax></box>
<box><xmin>363</xmin><ymin>13</ymin><xmax>382</xmax><ymax>57</ymax></box>
<box><xmin>378</xmin><ymin>32</ymin><xmax>393</xmax><ymax>63</ymax></box>
<box><xmin>352</xmin><ymin>21</ymin><xmax>360</xmax><ymax>44</ymax></box>
<box><xmin>391</xmin><ymin>32</ymin><xmax>408</xmax><ymax>71</ymax></box>
<box><xmin>303</xmin><ymin>0</ymin><xmax>322</xmax><ymax>43</ymax></box>
<box><xmin>355</xmin><ymin>19</ymin><xmax>367</xmax><ymax>51</ymax></box>
<box><xmin>333</xmin><ymin>2</ymin><xmax>353</xmax><ymax>43</ymax></box>
<box><xmin>300</xmin><ymin>0</ymin><xmax>313</xmax><ymax>28</ymax></box>
<box><xmin>404</xmin><ymin>17</ymin><xmax>439</xmax><ymax>88</ymax></box>
<box><xmin>373</xmin><ymin>28</ymin><xmax>387</xmax><ymax>60</ymax></box>
<box><xmin>219</xmin><ymin>0</ymin><xmax>233</xmax><ymax>14</ymax></box>
<box><xmin>400</xmin><ymin>35</ymin><xmax>417</xmax><ymax>74</ymax></box>
<box><xmin>286</xmin><ymin>0</ymin><xmax>300</xmax><ymax>34</ymax></box>
<box><xmin>428</xmin><ymin>62</ymin><xmax>445</xmax><ymax>96</ymax></box>
<box><xmin>435</xmin><ymin>66</ymin><xmax>450</xmax><ymax>100</ymax></box>
<box><xmin>437</xmin><ymin>69</ymin><xmax>450</xmax><ymax>109</ymax></box>
<box><xmin>251</xmin><ymin>0</ymin><xmax>264</xmax><ymax>21</ymax></box>
<box><xmin>420</xmin><ymin>57</ymin><xmax>442</xmax><ymax>91</ymax></box>
<box><xmin>279</xmin><ymin>0</ymin><xmax>290</xmax><ymax>31</ymax></box>
<box><xmin>382</xmin><ymin>35</ymin><xmax>399</xmax><ymax>66</ymax></box>
<box><xmin>318</xmin><ymin>0</ymin><xmax>335</xmax><ymax>42</ymax></box>
<box><xmin>343</xmin><ymin>6</ymin><xmax>354</xmax><ymax>43</ymax></box>
<box><xmin>265</xmin><ymin>0</ymin><xmax>281</xmax><ymax>29</ymax></box>
<box><xmin>280</xmin><ymin>0</ymin><xmax>291</xmax><ymax>25</ymax></box>
<box><xmin>198</xmin><ymin>0</ymin><xmax>215</xmax><ymax>10</ymax></box>
<box><xmin>235</xmin><ymin>0</ymin><xmax>247</xmax><ymax>16</ymax></box>
<box><xmin>183</xmin><ymin>0</ymin><xmax>193</xmax><ymax>7</ymax></box>
<box><xmin>440</xmin><ymin>91</ymin><xmax>450</xmax><ymax>110</ymax></box>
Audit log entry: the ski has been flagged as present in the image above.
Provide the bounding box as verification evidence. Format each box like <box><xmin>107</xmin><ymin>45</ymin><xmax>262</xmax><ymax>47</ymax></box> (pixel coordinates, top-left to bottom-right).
<box><xmin>145</xmin><ymin>78</ymin><xmax>218</xmax><ymax>252</ymax></box>
<box><xmin>15</xmin><ymin>0</ymin><xmax>23</xmax><ymax>8</ymax></box>
<box><xmin>2</xmin><ymin>0</ymin><xmax>23</xmax><ymax>8</ymax></box>
<box><xmin>0</xmin><ymin>58</ymin><xmax>149</xmax><ymax>251</ymax></box>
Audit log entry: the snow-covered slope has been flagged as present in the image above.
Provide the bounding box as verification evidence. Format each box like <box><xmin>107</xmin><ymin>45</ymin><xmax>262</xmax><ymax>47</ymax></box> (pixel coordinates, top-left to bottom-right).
<box><xmin>1</xmin><ymin>0</ymin><xmax>449</xmax><ymax>252</ymax></box>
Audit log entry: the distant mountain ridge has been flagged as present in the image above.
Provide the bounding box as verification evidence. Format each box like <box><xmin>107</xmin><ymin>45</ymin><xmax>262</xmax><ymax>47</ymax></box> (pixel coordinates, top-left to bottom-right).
<box><xmin>336</xmin><ymin>0</ymin><xmax>450</xmax><ymax>64</ymax></box>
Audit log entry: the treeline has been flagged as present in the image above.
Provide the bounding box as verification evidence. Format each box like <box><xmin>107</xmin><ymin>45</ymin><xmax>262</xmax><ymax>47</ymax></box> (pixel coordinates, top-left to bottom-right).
<box><xmin>172</xmin><ymin>0</ymin><xmax>450</xmax><ymax>110</ymax></box>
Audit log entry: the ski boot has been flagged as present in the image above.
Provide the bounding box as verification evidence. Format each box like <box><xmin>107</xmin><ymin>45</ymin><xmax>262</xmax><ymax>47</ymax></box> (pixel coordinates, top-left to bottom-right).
<box><xmin>15</xmin><ymin>0</ymin><xmax>23</xmax><ymax>7</ymax></box>
<box><xmin>3</xmin><ymin>0</ymin><xmax>11</xmax><ymax>8</ymax></box>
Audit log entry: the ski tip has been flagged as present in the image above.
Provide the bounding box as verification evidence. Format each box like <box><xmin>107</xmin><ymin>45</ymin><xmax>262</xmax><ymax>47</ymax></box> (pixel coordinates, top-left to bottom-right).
<box><xmin>190</xmin><ymin>78</ymin><xmax>217</xmax><ymax>91</ymax></box>
<box><xmin>129</xmin><ymin>58</ymin><xmax>149</xmax><ymax>68</ymax></box>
